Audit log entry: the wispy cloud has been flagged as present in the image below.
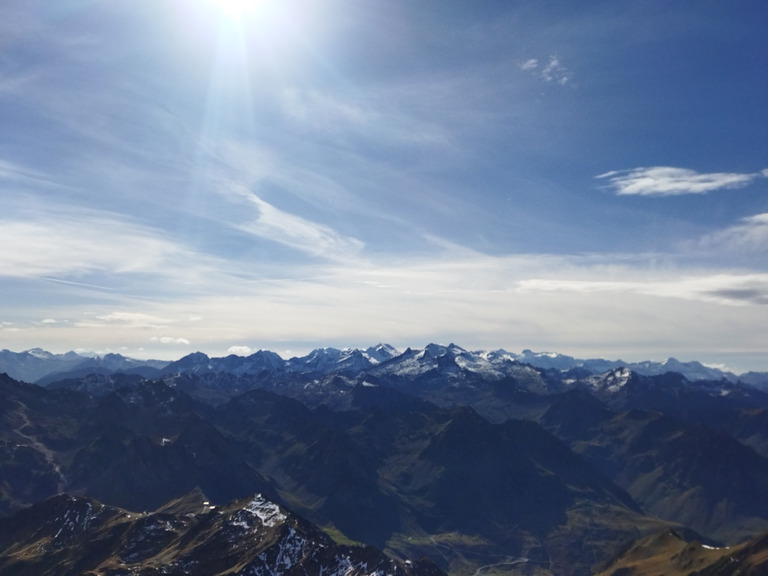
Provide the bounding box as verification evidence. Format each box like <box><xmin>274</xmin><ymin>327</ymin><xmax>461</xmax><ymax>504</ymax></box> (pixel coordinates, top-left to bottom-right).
<box><xmin>281</xmin><ymin>88</ymin><xmax>373</xmax><ymax>132</ymax></box>
<box><xmin>517</xmin><ymin>273</ymin><xmax>768</xmax><ymax>306</ymax></box>
<box><xmin>597</xmin><ymin>166</ymin><xmax>768</xmax><ymax>196</ymax></box>
<box><xmin>519</xmin><ymin>56</ymin><xmax>571</xmax><ymax>85</ymax></box>
<box><xmin>151</xmin><ymin>336</ymin><xmax>192</xmax><ymax>345</ymax></box>
<box><xmin>0</xmin><ymin>215</ymin><xmax>186</xmax><ymax>279</ymax></box>
<box><xmin>697</xmin><ymin>213</ymin><xmax>768</xmax><ymax>253</ymax></box>
<box><xmin>235</xmin><ymin>193</ymin><xmax>366</xmax><ymax>261</ymax></box>
<box><xmin>279</xmin><ymin>87</ymin><xmax>454</xmax><ymax>148</ymax></box>
<box><xmin>0</xmin><ymin>159</ymin><xmax>69</xmax><ymax>190</ymax></box>
<box><xmin>94</xmin><ymin>312</ymin><xmax>172</xmax><ymax>328</ymax></box>
<box><xmin>4</xmin><ymin>241</ymin><xmax>767</xmax><ymax>368</ymax></box>
<box><xmin>72</xmin><ymin>312</ymin><xmax>171</xmax><ymax>331</ymax></box>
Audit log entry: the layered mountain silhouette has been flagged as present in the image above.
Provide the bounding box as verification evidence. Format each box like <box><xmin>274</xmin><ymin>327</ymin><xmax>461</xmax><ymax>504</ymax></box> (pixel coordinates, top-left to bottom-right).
<box><xmin>3</xmin><ymin>343</ymin><xmax>768</xmax><ymax>575</ymax></box>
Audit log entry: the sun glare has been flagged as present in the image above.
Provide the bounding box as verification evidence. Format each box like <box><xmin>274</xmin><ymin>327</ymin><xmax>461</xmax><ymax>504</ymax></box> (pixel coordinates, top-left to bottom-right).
<box><xmin>187</xmin><ymin>0</ymin><xmax>322</xmax><ymax>53</ymax></box>
<box><xmin>205</xmin><ymin>0</ymin><xmax>256</xmax><ymax>19</ymax></box>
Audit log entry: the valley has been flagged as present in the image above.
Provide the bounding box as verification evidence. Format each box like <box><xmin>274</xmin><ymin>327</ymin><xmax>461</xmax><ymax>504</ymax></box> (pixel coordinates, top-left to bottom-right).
<box><xmin>2</xmin><ymin>344</ymin><xmax>768</xmax><ymax>575</ymax></box>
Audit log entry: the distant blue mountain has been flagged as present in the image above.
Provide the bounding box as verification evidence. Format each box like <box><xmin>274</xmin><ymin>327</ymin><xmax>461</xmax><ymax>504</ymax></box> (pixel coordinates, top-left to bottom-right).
<box><xmin>2</xmin><ymin>344</ymin><xmax>766</xmax><ymax>389</ymax></box>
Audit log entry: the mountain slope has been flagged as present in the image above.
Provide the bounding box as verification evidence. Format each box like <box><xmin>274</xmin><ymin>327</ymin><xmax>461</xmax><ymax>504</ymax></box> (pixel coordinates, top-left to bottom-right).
<box><xmin>596</xmin><ymin>528</ymin><xmax>768</xmax><ymax>576</ymax></box>
<box><xmin>5</xmin><ymin>355</ymin><xmax>768</xmax><ymax>575</ymax></box>
<box><xmin>0</xmin><ymin>493</ymin><xmax>445</xmax><ymax>576</ymax></box>
<box><xmin>0</xmin><ymin>349</ymin><xmax>167</xmax><ymax>385</ymax></box>
<box><xmin>540</xmin><ymin>393</ymin><xmax>768</xmax><ymax>544</ymax></box>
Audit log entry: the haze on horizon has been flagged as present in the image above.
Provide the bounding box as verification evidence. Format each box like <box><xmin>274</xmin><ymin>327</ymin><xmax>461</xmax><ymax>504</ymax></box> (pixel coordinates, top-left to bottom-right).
<box><xmin>1</xmin><ymin>1</ymin><xmax>767</xmax><ymax>372</ymax></box>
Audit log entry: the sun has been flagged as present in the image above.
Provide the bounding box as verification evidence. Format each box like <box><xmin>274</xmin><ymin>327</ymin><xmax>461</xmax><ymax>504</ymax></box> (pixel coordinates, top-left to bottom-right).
<box><xmin>182</xmin><ymin>0</ymin><xmax>323</xmax><ymax>79</ymax></box>
<box><xmin>204</xmin><ymin>0</ymin><xmax>257</xmax><ymax>19</ymax></box>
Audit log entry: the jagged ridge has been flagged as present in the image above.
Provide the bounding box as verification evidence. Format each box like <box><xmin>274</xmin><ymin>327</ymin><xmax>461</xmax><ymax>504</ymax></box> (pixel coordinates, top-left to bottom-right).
<box><xmin>0</xmin><ymin>492</ymin><xmax>445</xmax><ymax>576</ymax></box>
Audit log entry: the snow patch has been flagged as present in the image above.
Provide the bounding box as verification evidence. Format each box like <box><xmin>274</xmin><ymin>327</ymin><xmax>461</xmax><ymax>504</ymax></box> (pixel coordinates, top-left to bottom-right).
<box><xmin>244</xmin><ymin>494</ymin><xmax>286</xmax><ymax>527</ymax></box>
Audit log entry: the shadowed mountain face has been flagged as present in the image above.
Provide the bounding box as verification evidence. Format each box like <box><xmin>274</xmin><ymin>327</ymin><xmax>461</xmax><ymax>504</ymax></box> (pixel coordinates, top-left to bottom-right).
<box><xmin>540</xmin><ymin>392</ymin><xmax>768</xmax><ymax>544</ymax></box>
<box><xmin>0</xmin><ymin>493</ymin><xmax>446</xmax><ymax>576</ymax></box>
<box><xmin>4</xmin><ymin>343</ymin><xmax>768</xmax><ymax>575</ymax></box>
<box><xmin>0</xmin><ymin>375</ymin><xmax>661</xmax><ymax>575</ymax></box>
<box><xmin>209</xmin><ymin>386</ymin><xmax>654</xmax><ymax>574</ymax></box>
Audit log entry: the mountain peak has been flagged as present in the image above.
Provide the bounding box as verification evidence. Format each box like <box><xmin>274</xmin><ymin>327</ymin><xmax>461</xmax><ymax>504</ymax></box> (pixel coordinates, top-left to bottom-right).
<box><xmin>25</xmin><ymin>347</ymin><xmax>54</xmax><ymax>359</ymax></box>
<box><xmin>0</xmin><ymin>493</ymin><xmax>447</xmax><ymax>576</ymax></box>
<box><xmin>364</xmin><ymin>343</ymin><xmax>400</xmax><ymax>364</ymax></box>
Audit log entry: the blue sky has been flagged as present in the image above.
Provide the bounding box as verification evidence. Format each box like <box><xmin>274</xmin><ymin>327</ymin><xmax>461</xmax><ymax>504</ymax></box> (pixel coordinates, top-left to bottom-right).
<box><xmin>1</xmin><ymin>0</ymin><xmax>767</xmax><ymax>371</ymax></box>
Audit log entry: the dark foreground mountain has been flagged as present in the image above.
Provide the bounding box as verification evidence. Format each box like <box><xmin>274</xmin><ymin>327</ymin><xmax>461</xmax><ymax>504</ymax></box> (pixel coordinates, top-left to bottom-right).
<box><xmin>0</xmin><ymin>492</ymin><xmax>445</xmax><ymax>576</ymax></box>
<box><xmin>212</xmin><ymin>386</ymin><xmax>668</xmax><ymax>574</ymax></box>
<box><xmin>1</xmin><ymin>373</ymin><xmax>675</xmax><ymax>575</ymax></box>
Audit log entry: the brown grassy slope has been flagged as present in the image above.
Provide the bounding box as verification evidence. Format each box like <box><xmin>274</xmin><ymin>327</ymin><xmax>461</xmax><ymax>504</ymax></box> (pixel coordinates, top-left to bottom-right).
<box><xmin>596</xmin><ymin>529</ymin><xmax>768</xmax><ymax>576</ymax></box>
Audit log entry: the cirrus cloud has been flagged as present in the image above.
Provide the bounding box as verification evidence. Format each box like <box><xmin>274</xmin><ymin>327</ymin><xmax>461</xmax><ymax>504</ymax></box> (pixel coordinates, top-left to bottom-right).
<box><xmin>0</xmin><ymin>210</ymin><xmax>189</xmax><ymax>279</ymax></box>
<box><xmin>596</xmin><ymin>166</ymin><xmax>768</xmax><ymax>196</ymax></box>
<box><xmin>697</xmin><ymin>213</ymin><xmax>768</xmax><ymax>253</ymax></box>
<box><xmin>235</xmin><ymin>194</ymin><xmax>365</xmax><ymax>262</ymax></box>
<box><xmin>516</xmin><ymin>273</ymin><xmax>768</xmax><ymax>306</ymax></box>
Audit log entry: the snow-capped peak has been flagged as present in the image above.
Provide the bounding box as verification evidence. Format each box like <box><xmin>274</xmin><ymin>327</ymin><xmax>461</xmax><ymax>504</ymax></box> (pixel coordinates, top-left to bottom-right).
<box><xmin>26</xmin><ymin>348</ymin><xmax>54</xmax><ymax>360</ymax></box>
<box><xmin>363</xmin><ymin>343</ymin><xmax>400</xmax><ymax>364</ymax></box>
<box><xmin>586</xmin><ymin>367</ymin><xmax>634</xmax><ymax>393</ymax></box>
<box><xmin>244</xmin><ymin>494</ymin><xmax>286</xmax><ymax>527</ymax></box>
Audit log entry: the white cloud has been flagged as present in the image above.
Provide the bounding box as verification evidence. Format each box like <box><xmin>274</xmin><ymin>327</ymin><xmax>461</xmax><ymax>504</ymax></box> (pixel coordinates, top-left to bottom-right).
<box><xmin>596</xmin><ymin>166</ymin><xmax>767</xmax><ymax>196</ymax></box>
<box><xmin>151</xmin><ymin>336</ymin><xmax>191</xmax><ymax>345</ymax></box>
<box><xmin>227</xmin><ymin>345</ymin><xmax>253</xmax><ymax>356</ymax></box>
<box><xmin>237</xmin><ymin>194</ymin><xmax>365</xmax><ymax>261</ymax></box>
<box><xmin>75</xmin><ymin>312</ymin><xmax>173</xmax><ymax>330</ymax></box>
<box><xmin>517</xmin><ymin>273</ymin><xmax>768</xmax><ymax>306</ymax></box>
<box><xmin>97</xmin><ymin>312</ymin><xmax>171</xmax><ymax>326</ymax></box>
<box><xmin>1</xmin><ymin>321</ymin><xmax>19</xmax><ymax>332</ymax></box>
<box><xmin>4</xmin><ymin>247</ymin><xmax>768</xmax><ymax>369</ymax></box>
<box><xmin>191</xmin><ymin>147</ymin><xmax>368</xmax><ymax>263</ymax></box>
<box><xmin>520</xmin><ymin>56</ymin><xmax>570</xmax><ymax>84</ymax></box>
<box><xmin>541</xmin><ymin>57</ymin><xmax>569</xmax><ymax>84</ymax></box>
<box><xmin>0</xmin><ymin>210</ymin><xmax>189</xmax><ymax>279</ymax></box>
<box><xmin>697</xmin><ymin>213</ymin><xmax>768</xmax><ymax>253</ymax></box>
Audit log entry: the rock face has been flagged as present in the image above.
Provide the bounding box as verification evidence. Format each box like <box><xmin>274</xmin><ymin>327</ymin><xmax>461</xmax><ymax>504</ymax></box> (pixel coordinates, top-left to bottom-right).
<box><xmin>0</xmin><ymin>493</ymin><xmax>446</xmax><ymax>576</ymax></box>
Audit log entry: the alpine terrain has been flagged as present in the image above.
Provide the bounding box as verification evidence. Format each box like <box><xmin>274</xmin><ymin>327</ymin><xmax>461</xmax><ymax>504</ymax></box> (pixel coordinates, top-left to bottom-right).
<box><xmin>2</xmin><ymin>343</ymin><xmax>768</xmax><ymax>576</ymax></box>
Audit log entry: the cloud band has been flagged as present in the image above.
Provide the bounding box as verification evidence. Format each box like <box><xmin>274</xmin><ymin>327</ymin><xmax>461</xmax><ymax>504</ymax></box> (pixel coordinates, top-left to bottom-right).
<box><xmin>597</xmin><ymin>166</ymin><xmax>768</xmax><ymax>196</ymax></box>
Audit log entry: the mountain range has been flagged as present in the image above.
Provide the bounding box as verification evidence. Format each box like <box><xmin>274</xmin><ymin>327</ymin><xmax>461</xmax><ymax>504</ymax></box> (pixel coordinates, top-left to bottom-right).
<box><xmin>2</xmin><ymin>343</ymin><xmax>768</xmax><ymax>575</ymax></box>
<box><xmin>3</xmin><ymin>344</ymin><xmax>767</xmax><ymax>388</ymax></box>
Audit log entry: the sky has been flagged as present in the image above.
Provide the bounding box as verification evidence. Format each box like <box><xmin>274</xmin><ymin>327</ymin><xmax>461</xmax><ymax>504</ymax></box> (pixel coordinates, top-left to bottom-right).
<box><xmin>1</xmin><ymin>0</ymin><xmax>767</xmax><ymax>371</ymax></box>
